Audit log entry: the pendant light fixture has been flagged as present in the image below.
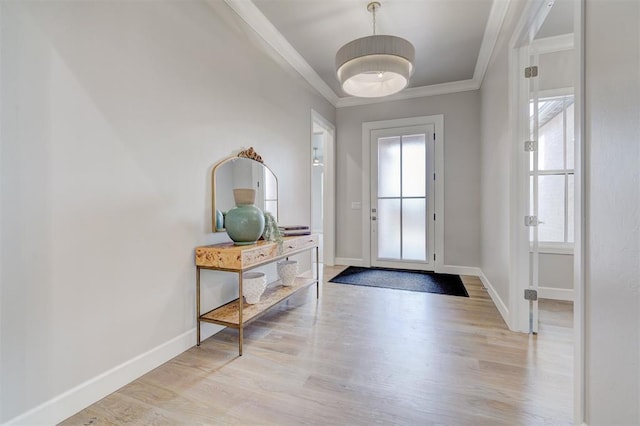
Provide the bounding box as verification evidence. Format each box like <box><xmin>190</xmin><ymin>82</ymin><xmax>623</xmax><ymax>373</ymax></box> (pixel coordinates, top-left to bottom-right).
<box><xmin>335</xmin><ymin>1</ymin><xmax>415</xmax><ymax>98</ymax></box>
<box><xmin>312</xmin><ymin>147</ymin><xmax>323</xmax><ymax>166</ymax></box>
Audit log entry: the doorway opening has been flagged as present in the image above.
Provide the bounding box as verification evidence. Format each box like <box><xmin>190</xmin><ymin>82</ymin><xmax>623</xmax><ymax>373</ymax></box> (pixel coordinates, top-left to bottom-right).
<box><xmin>311</xmin><ymin>130</ymin><xmax>324</xmax><ymax>263</ymax></box>
<box><xmin>513</xmin><ymin>1</ymin><xmax>578</xmax><ymax>334</ymax></box>
<box><xmin>510</xmin><ymin>0</ymin><xmax>583</xmax><ymax>421</ymax></box>
<box><xmin>311</xmin><ymin>110</ymin><xmax>335</xmax><ymax>267</ymax></box>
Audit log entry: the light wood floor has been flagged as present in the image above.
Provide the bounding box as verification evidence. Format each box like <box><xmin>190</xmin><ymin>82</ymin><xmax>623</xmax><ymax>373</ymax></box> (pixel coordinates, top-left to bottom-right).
<box><xmin>61</xmin><ymin>266</ymin><xmax>573</xmax><ymax>425</ymax></box>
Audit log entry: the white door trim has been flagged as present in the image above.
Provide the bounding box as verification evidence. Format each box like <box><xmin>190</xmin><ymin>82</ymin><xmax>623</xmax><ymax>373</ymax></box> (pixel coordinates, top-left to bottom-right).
<box><xmin>362</xmin><ymin>115</ymin><xmax>444</xmax><ymax>270</ymax></box>
<box><xmin>311</xmin><ymin>110</ymin><xmax>336</xmax><ymax>266</ymax></box>
<box><xmin>572</xmin><ymin>2</ymin><xmax>585</xmax><ymax>423</ymax></box>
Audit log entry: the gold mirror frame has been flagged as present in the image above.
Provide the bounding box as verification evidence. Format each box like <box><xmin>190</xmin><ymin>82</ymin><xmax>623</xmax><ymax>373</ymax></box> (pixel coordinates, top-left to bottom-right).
<box><xmin>211</xmin><ymin>147</ymin><xmax>278</xmax><ymax>232</ymax></box>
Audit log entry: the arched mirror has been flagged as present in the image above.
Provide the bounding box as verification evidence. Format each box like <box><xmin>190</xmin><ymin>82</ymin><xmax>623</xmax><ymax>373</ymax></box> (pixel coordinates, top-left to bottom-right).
<box><xmin>212</xmin><ymin>147</ymin><xmax>278</xmax><ymax>232</ymax></box>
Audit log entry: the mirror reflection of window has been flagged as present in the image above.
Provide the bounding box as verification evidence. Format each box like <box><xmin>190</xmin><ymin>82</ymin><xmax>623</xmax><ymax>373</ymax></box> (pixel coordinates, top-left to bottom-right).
<box><xmin>264</xmin><ymin>168</ymin><xmax>278</xmax><ymax>218</ymax></box>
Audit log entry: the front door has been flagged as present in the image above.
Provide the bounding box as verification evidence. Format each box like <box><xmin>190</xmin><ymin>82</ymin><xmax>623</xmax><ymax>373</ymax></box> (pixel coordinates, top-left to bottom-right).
<box><xmin>370</xmin><ymin>125</ymin><xmax>435</xmax><ymax>270</ymax></box>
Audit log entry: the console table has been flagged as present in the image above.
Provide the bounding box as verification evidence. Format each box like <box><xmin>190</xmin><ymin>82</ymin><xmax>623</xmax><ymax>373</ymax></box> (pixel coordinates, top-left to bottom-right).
<box><xmin>195</xmin><ymin>234</ymin><xmax>319</xmax><ymax>355</ymax></box>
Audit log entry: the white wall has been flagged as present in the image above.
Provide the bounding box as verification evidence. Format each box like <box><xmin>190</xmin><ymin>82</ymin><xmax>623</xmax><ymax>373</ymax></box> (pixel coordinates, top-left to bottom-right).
<box><xmin>0</xmin><ymin>1</ymin><xmax>334</xmax><ymax>423</ymax></box>
<box><xmin>335</xmin><ymin>91</ymin><xmax>481</xmax><ymax>268</ymax></box>
<box><xmin>584</xmin><ymin>0</ymin><xmax>640</xmax><ymax>423</ymax></box>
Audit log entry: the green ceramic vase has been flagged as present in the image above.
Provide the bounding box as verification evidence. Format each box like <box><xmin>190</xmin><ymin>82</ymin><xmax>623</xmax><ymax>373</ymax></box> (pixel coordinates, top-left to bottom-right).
<box><xmin>225</xmin><ymin>189</ymin><xmax>265</xmax><ymax>245</ymax></box>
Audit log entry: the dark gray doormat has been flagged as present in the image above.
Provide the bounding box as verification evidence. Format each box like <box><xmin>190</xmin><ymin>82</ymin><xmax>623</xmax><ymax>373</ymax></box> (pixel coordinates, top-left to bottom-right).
<box><xmin>329</xmin><ymin>266</ymin><xmax>469</xmax><ymax>297</ymax></box>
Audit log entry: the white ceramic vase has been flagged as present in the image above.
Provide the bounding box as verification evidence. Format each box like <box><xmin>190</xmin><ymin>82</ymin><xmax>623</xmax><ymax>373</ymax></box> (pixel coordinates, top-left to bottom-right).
<box><xmin>277</xmin><ymin>260</ymin><xmax>298</xmax><ymax>287</ymax></box>
<box><xmin>242</xmin><ymin>272</ymin><xmax>267</xmax><ymax>304</ymax></box>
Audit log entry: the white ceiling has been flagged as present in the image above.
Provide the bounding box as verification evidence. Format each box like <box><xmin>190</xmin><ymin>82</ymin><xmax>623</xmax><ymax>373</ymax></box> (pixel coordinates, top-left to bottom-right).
<box><xmin>536</xmin><ymin>0</ymin><xmax>574</xmax><ymax>39</ymax></box>
<box><xmin>221</xmin><ymin>0</ymin><xmax>574</xmax><ymax>107</ymax></box>
<box><xmin>253</xmin><ymin>0</ymin><xmax>493</xmax><ymax>94</ymax></box>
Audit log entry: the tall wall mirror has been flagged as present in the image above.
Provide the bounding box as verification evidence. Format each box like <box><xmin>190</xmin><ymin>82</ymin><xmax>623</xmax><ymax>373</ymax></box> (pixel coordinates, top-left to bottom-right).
<box><xmin>212</xmin><ymin>147</ymin><xmax>278</xmax><ymax>232</ymax></box>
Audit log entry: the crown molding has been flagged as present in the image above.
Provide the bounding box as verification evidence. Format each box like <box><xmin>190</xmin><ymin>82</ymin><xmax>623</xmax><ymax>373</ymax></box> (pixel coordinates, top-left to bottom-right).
<box><xmin>219</xmin><ymin>0</ymin><xmax>511</xmax><ymax>108</ymax></box>
<box><xmin>473</xmin><ymin>0</ymin><xmax>511</xmax><ymax>85</ymax></box>
<box><xmin>220</xmin><ymin>0</ymin><xmax>339</xmax><ymax>105</ymax></box>
<box><xmin>335</xmin><ymin>79</ymin><xmax>480</xmax><ymax>108</ymax></box>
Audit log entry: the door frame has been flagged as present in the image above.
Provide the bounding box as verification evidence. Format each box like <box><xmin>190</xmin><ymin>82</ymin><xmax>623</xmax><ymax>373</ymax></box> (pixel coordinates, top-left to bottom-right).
<box><xmin>361</xmin><ymin>115</ymin><xmax>444</xmax><ymax>270</ymax></box>
<box><xmin>311</xmin><ymin>110</ymin><xmax>336</xmax><ymax>266</ymax></box>
<box><xmin>508</xmin><ymin>0</ymin><xmax>584</xmax><ymax>422</ymax></box>
<box><xmin>370</xmin><ymin>125</ymin><xmax>435</xmax><ymax>270</ymax></box>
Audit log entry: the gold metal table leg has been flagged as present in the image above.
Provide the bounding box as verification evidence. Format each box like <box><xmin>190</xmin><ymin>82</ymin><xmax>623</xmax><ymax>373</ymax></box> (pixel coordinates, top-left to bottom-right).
<box><xmin>196</xmin><ymin>266</ymin><xmax>201</xmax><ymax>346</ymax></box>
<box><xmin>238</xmin><ymin>271</ymin><xmax>243</xmax><ymax>356</ymax></box>
<box><xmin>315</xmin><ymin>246</ymin><xmax>320</xmax><ymax>299</ymax></box>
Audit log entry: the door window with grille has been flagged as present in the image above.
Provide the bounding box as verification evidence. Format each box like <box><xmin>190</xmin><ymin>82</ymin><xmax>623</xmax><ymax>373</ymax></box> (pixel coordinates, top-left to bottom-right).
<box><xmin>530</xmin><ymin>94</ymin><xmax>574</xmax><ymax>245</ymax></box>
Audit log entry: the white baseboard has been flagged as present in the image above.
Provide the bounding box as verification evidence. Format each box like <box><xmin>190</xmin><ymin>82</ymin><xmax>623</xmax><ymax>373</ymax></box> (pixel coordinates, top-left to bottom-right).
<box><xmin>5</xmin><ymin>328</ymin><xmax>196</xmax><ymax>426</ymax></box>
<box><xmin>334</xmin><ymin>257</ymin><xmax>365</xmax><ymax>267</ymax></box>
<box><xmin>538</xmin><ymin>286</ymin><xmax>574</xmax><ymax>301</ymax></box>
<box><xmin>478</xmin><ymin>270</ymin><xmax>511</xmax><ymax>328</ymax></box>
<box><xmin>437</xmin><ymin>265</ymin><xmax>482</xmax><ymax>276</ymax></box>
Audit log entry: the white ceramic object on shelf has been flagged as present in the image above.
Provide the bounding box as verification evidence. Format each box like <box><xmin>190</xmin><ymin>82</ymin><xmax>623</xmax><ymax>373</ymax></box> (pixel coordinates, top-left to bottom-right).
<box><xmin>277</xmin><ymin>260</ymin><xmax>298</xmax><ymax>287</ymax></box>
<box><xmin>242</xmin><ymin>272</ymin><xmax>267</xmax><ymax>304</ymax></box>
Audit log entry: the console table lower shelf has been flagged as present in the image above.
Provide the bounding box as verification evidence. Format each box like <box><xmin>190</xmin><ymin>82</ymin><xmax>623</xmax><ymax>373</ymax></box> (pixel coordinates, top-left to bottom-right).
<box><xmin>200</xmin><ymin>276</ymin><xmax>316</xmax><ymax>327</ymax></box>
<box><xmin>195</xmin><ymin>235</ymin><xmax>319</xmax><ymax>355</ymax></box>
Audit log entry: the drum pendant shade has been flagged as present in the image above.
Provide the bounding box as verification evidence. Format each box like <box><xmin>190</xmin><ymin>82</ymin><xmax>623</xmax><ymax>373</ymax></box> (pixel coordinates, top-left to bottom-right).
<box><xmin>335</xmin><ymin>2</ymin><xmax>415</xmax><ymax>98</ymax></box>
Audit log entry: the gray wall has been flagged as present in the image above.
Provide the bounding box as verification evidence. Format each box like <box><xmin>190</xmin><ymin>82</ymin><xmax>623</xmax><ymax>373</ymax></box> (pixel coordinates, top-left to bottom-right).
<box><xmin>335</xmin><ymin>91</ymin><xmax>482</xmax><ymax>268</ymax></box>
<box><xmin>539</xmin><ymin>253</ymin><xmax>573</xmax><ymax>290</ymax></box>
<box><xmin>531</xmin><ymin>253</ymin><xmax>574</xmax><ymax>291</ymax></box>
<box><xmin>539</xmin><ymin>49</ymin><xmax>576</xmax><ymax>92</ymax></box>
<box><xmin>0</xmin><ymin>1</ymin><xmax>334</xmax><ymax>422</ymax></box>
<box><xmin>479</xmin><ymin>0</ymin><xmax>527</xmax><ymax>307</ymax></box>
<box><xmin>585</xmin><ymin>0</ymin><xmax>640</xmax><ymax>423</ymax></box>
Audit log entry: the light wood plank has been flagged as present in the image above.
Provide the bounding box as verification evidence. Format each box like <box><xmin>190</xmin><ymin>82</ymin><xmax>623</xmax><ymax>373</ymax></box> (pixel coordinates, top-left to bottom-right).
<box><xmin>61</xmin><ymin>266</ymin><xmax>573</xmax><ymax>425</ymax></box>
